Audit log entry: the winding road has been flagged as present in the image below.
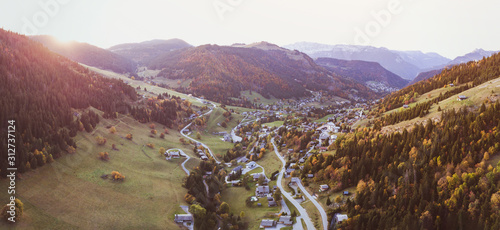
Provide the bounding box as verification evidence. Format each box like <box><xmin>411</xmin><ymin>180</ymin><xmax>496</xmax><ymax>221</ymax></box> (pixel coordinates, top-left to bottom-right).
<box><xmin>271</xmin><ymin>138</ymin><xmax>316</xmax><ymax>230</ymax></box>
<box><xmin>166</xmin><ymin>148</ymin><xmax>191</xmax><ymax>176</ymax></box>
<box><xmin>180</xmin><ymin>99</ymin><xmax>221</xmax><ymax>163</ymax></box>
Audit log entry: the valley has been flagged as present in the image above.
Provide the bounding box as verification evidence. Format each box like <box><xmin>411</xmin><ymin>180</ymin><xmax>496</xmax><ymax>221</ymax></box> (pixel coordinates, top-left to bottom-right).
<box><xmin>1</xmin><ymin>25</ymin><xmax>499</xmax><ymax>230</ymax></box>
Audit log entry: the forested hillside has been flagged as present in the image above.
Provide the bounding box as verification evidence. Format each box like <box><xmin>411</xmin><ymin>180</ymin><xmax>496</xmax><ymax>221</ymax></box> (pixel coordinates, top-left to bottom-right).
<box><xmin>321</xmin><ymin>102</ymin><xmax>500</xmax><ymax>229</ymax></box>
<box><xmin>379</xmin><ymin>53</ymin><xmax>500</xmax><ymax>111</ymax></box>
<box><xmin>0</xmin><ymin>30</ymin><xmax>137</xmax><ymax>176</ymax></box>
<box><xmin>108</xmin><ymin>39</ymin><xmax>192</xmax><ymax>65</ymax></box>
<box><xmin>315</xmin><ymin>57</ymin><xmax>409</xmax><ymax>91</ymax></box>
<box><xmin>410</xmin><ymin>69</ymin><xmax>443</xmax><ymax>85</ymax></box>
<box><xmin>31</xmin><ymin>35</ymin><xmax>137</xmax><ymax>74</ymax></box>
<box><xmin>147</xmin><ymin>43</ymin><xmax>376</xmax><ymax>104</ymax></box>
<box><xmin>302</xmin><ymin>53</ymin><xmax>500</xmax><ymax>229</ymax></box>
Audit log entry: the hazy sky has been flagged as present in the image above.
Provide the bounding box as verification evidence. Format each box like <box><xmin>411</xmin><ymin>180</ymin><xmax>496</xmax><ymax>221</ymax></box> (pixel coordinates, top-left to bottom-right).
<box><xmin>1</xmin><ymin>0</ymin><xmax>499</xmax><ymax>58</ymax></box>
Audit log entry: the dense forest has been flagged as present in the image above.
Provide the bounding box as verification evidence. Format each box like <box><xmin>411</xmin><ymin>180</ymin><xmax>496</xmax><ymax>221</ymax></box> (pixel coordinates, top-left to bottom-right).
<box><xmin>380</xmin><ymin>53</ymin><xmax>500</xmax><ymax>111</ymax></box>
<box><xmin>130</xmin><ymin>93</ymin><xmax>194</xmax><ymax>129</ymax></box>
<box><xmin>304</xmin><ymin>102</ymin><xmax>500</xmax><ymax>229</ymax></box>
<box><xmin>0</xmin><ymin>29</ymin><xmax>137</xmax><ymax>176</ymax></box>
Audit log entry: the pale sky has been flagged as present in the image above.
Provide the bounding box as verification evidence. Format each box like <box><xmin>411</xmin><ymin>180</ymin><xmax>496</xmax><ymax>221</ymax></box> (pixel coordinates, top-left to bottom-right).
<box><xmin>0</xmin><ymin>0</ymin><xmax>499</xmax><ymax>59</ymax></box>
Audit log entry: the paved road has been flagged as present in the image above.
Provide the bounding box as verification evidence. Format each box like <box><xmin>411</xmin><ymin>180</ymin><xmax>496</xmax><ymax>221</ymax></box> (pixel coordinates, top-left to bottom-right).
<box><xmin>180</xmin><ymin>99</ymin><xmax>221</xmax><ymax>163</ymax></box>
<box><xmin>299</xmin><ymin>147</ymin><xmax>328</xmax><ymax>230</ymax></box>
<box><xmin>231</xmin><ymin>115</ymin><xmax>255</xmax><ymax>143</ymax></box>
<box><xmin>296</xmin><ymin>179</ymin><xmax>328</xmax><ymax>230</ymax></box>
<box><xmin>271</xmin><ymin>138</ymin><xmax>316</xmax><ymax>230</ymax></box>
<box><xmin>165</xmin><ymin>148</ymin><xmax>191</xmax><ymax>175</ymax></box>
<box><xmin>203</xmin><ymin>179</ymin><xmax>210</xmax><ymax>197</ymax></box>
<box><xmin>230</xmin><ymin>117</ymin><xmax>244</xmax><ymax>143</ymax></box>
<box><xmin>178</xmin><ymin>149</ymin><xmax>191</xmax><ymax>176</ymax></box>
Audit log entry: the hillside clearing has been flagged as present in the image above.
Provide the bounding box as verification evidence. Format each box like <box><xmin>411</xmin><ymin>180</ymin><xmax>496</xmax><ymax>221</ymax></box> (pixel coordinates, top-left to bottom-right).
<box><xmin>0</xmin><ymin>110</ymin><xmax>194</xmax><ymax>229</ymax></box>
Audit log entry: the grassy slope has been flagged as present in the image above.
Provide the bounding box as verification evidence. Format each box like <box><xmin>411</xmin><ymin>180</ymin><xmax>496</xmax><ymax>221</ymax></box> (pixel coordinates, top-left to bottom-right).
<box><xmin>0</xmin><ymin>110</ymin><xmax>195</xmax><ymax>229</ymax></box>
<box><xmin>262</xmin><ymin>121</ymin><xmax>284</xmax><ymax>128</ymax></box>
<box><xmin>221</xmin><ymin>181</ymin><xmax>279</xmax><ymax>230</ymax></box>
<box><xmin>256</xmin><ymin>150</ymin><xmax>282</xmax><ymax>179</ymax></box>
<box><xmin>82</xmin><ymin>64</ymin><xmax>205</xmax><ymax>107</ymax></box>
<box><xmin>192</xmin><ymin>107</ymin><xmax>248</xmax><ymax>159</ymax></box>
<box><xmin>313</xmin><ymin>114</ymin><xmax>337</xmax><ymax>123</ymax></box>
<box><xmin>381</xmin><ymin>77</ymin><xmax>500</xmax><ymax>134</ymax></box>
<box><xmin>240</xmin><ymin>90</ymin><xmax>279</xmax><ymax>105</ymax></box>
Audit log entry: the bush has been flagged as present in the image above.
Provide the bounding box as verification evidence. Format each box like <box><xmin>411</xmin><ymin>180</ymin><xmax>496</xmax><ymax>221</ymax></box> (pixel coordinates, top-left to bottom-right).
<box><xmin>95</xmin><ymin>136</ymin><xmax>107</xmax><ymax>145</ymax></box>
<box><xmin>1</xmin><ymin>198</ymin><xmax>23</xmax><ymax>222</ymax></box>
<box><xmin>98</xmin><ymin>152</ymin><xmax>110</xmax><ymax>161</ymax></box>
<box><xmin>126</xmin><ymin>133</ymin><xmax>133</xmax><ymax>140</ymax></box>
<box><xmin>111</xmin><ymin>171</ymin><xmax>125</xmax><ymax>180</ymax></box>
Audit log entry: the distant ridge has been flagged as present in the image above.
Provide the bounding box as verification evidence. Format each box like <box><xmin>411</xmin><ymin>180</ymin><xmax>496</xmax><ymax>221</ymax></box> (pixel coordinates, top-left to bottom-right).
<box><xmin>145</xmin><ymin>42</ymin><xmax>378</xmax><ymax>104</ymax></box>
<box><xmin>284</xmin><ymin>42</ymin><xmax>450</xmax><ymax>80</ymax></box>
<box><xmin>31</xmin><ymin>35</ymin><xmax>137</xmax><ymax>74</ymax></box>
<box><xmin>315</xmin><ymin>57</ymin><xmax>409</xmax><ymax>93</ymax></box>
<box><xmin>108</xmin><ymin>39</ymin><xmax>192</xmax><ymax>65</ymax></box>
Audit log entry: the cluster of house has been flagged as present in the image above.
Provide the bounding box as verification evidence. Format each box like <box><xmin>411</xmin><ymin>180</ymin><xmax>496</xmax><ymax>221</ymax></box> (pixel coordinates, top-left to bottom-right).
<box><xmin>196</xmin><ymin>148</ymin><xmax>209</xmax><ymax>161</ymax></box>
<box><xmin>259</xmin><ymin>215</ymin><xmax>293</xmax><ymax>228</ymax></box>
<box><xmin>330</xmin><ymin>213</ymin><xmax>349</xmax><ymax>229</ymax></box>
<box><xmin>174</xmin><ymin>213</ymin><xmax>193</xmax><ymax>225</ymax></box>
<box><xmin>213</xmin><ymin>131</ymin><xmax>232</xmax><ymax>142</ymax></box>
<box><xmin>255</xmin><ymin>184</ymin><xmax>278</xmax><ymax>207</ymax></box>
<box><xmin>164</xmin><ymin>150</ymin><xmax>181</xmax><ymax>160</ymax></box>
<box><xmin>226</xmin><ymin>161</ymin><xmax>259</xmax><ymax>185</ymax></box>
<box><xmin>317</xmin><ymin>121</ymin><xmax>339</xmax><ymax>146</ymax></box>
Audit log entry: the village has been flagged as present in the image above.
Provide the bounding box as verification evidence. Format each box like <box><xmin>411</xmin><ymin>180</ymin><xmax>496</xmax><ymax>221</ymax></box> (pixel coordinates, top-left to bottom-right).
<box><xmin>168</xmin><ymin>92</ymin><xmax>369</xmax><ymax>229</ymax></box>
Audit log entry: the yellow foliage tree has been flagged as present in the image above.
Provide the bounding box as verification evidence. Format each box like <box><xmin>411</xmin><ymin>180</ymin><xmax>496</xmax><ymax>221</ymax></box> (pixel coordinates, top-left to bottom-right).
<box><xmin>184</xmin><ymin>193</ymin><xmax>195</xmax><ymax>204</ymax></box>
<box><xmin>99</xmin><ymin>152</ymin><xmax>110</xmax><ymax>161</ymax></box>
<box><xmin>109</xmin><ymin>126</ymin><xmax>117</xmax><ymax>134</ymax></box>
<box><xmin>159</xmin><ymin>147</ymin><xmax>166</xmax><ymax>156</ymax></box>
<box><xmin>95</xmin><ymin>136</ymin><xmax>107</xmax><ymax>145</ymax></box>
<box><xmin>111</xmin><ymin>171</ymin><xmax>125</xmax><ymax>180</ymax></box>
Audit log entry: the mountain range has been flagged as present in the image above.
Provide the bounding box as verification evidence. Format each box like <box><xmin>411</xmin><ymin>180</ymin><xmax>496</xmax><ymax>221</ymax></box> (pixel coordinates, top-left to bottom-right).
<box><xmin>284</xmin><ymin>42</ymin><xmax>449</xmax><ymax>80</ymax></box>
<box><xmin>146</xmin><ymin>41</ymin><xmax>377</xmax><ymax>103</ymax></box>
<box><xmin>28</xmin><ymin>36</ymin><xmax>498</xmax><ymax>103</ymax></box>
<box><xmin>284</xmin><ymin>42</ymin><xmax>498</xmax><ymax>81</ymax></box>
